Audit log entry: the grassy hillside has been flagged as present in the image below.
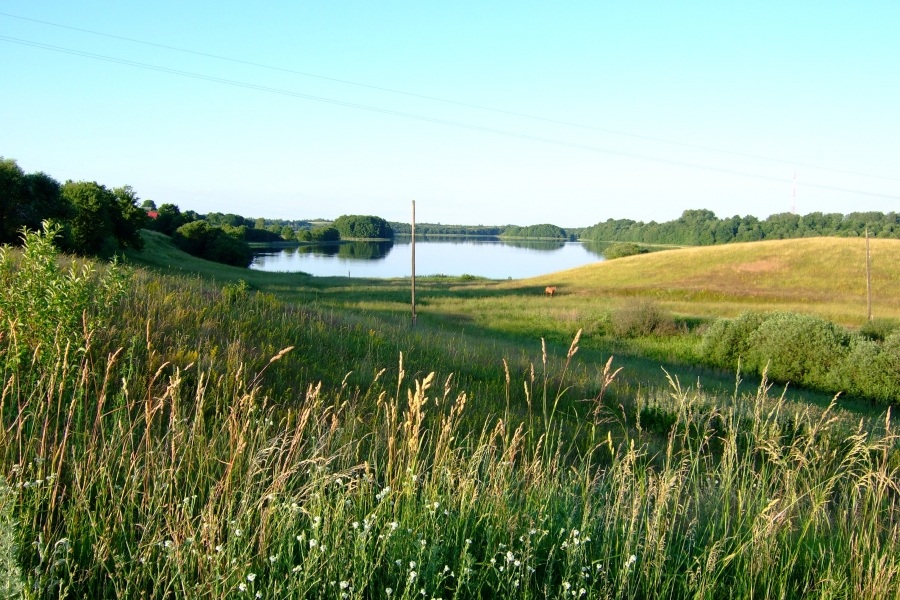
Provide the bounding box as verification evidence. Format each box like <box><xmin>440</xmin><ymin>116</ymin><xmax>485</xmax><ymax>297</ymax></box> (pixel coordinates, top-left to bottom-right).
<box><xmin>4</xmin><ymin>225</ymin><xmax>899</xmax><ymax>599</ymax></box>
<box><xmin>125</xmin><ymin>232</ymin><xmax>898</xmax><ymax>411</ymax></box>
<box><xmin>532</xmin><ymin>237</ymin><xmax>900</xmax><ymax>325</ymax></box>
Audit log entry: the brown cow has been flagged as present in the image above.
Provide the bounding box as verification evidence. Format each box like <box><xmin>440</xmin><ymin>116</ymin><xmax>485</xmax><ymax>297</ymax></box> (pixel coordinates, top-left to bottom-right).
<box><xmin>545</xmin><ymin>286</ymin><xmax>557</xmax><ymax>297</ymax></box>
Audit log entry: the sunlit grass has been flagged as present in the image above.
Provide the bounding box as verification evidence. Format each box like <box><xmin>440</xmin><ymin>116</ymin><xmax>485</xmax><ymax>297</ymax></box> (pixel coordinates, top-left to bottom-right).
<box><xmin>3</xmin><ymin>229</ymin><xmax>899</xmax><ymax>597</ymax></box>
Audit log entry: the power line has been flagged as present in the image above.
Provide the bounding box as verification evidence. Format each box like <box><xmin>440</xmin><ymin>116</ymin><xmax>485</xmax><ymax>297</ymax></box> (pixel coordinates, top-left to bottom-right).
<box><xmin>2</xmin><ymin>35</ymin><xmax>900</xmax><ymax>203</ymax></box>
<box><xmin>3</xmin><ymin>10</ymin><xmax>899</xmax><ymax>185</ymax></box>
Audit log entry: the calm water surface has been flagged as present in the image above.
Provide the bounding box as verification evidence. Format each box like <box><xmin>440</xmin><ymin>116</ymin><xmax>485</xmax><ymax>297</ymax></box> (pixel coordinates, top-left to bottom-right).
<box><xmin>250</xmin><ymin>238</ymin><xmax>608</xmax><ymax>279</ymax></box>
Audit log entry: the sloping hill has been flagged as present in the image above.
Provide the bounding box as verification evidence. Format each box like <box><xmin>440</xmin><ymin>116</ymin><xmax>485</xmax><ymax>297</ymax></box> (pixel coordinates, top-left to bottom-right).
<box><xmin>526</xmin><ymin>237</ymin><xmax>900</xmax><ymax>325</ymax></box>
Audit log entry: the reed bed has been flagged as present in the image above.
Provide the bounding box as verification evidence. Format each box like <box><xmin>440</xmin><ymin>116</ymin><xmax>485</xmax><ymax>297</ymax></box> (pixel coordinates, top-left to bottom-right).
<box><xmin>2</xmin><ymin>229</ymin><xmax>899</xmax><ymax>599</ymax></box>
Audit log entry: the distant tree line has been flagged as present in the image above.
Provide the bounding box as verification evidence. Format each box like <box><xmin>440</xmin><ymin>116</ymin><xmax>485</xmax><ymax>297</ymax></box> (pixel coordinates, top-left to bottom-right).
<box><xmin>581</xmin><ymin>209</ymin><xmax>900</xmax><ymax>245</ymax></box>
<box><xmin>500</xmin><ymin>224</ymin><xmax>569</xmax><ymax>240</ymax></box>
<box><xmin>390</xmin><ymin>222</ymin><xmax>575</xmax><ymax>239</ymax></box>
<box><xmin>1</xmin><ymin>157</ymin><xmax>147</xmax><ymax>258</ymax></box>
<box><xmin>391</xmin><ymin>223</ymin><xmax>506</xmax><ymax>236</ymax></box>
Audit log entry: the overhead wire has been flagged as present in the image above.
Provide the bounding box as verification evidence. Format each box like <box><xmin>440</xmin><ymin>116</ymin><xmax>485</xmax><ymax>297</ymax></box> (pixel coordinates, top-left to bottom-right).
<box><xmin>4</xmin><ymin>35</ymin><xmax>900</xmax><ymax>202</ymax></box>
<box><xmin>2</xmin><ymin>10</ymin><xmax>899</xmax><ymax>185</ymax></box>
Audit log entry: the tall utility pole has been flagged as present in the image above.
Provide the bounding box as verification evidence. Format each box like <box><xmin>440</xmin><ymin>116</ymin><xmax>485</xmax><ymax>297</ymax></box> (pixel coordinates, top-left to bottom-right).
<box><xmin>866</xmin><ymin>227</ymin><xmax>872</xmax><ymax>321</ymax></box>
<box><xmin>411</xmin><ymin>200</ymin><xmax>417</xmax><ymax>326</ymax></box>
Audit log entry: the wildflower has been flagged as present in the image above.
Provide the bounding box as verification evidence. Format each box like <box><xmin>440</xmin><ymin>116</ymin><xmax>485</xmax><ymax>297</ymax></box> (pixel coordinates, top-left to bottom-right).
<box><xmin>247</xmin><ymin>573</ymin><xmax>257</xmax><ymax>582</ymax></box>
<box><xmin>340</xmin><ymin>581</ymin><xmax>349</xmax><ymax>590</ymax></box>
<box><xmin>390</xmin><ymin>521</ymin><xmax>399</xmax><ymax>531</ymax></box>
<box><xmin>386</xmin><ymin>587</ymin><xmax>393</xmax><ymax>596</ymax></box>
<box><xmin>292</xmin><ymin>565</ymin><xmax>302</xmax><ymax>573</ymax></box>
<box><xmin>409</xmin><ymin>571</ymin><xmax>417</xmax><ymax>582</ymax></box>
<box><xmin>269</xmin><ymin>555</ymin><xmax>277</xmax><ymax>563</ymax></box>
<box><xmin>239</xmin><ymin>583</ymin><xmax>248</xmax><ymax>592</ymax></box>
<box><xmin>234</xmin><ymin>528</ymin><xmax>243</xmax><ymax>537</ymax></box>
<box><xmin>308</xmin><ymin>539</ymin><xmax>318</xmax><ymax>549</ymax></box>
<box><xmin>255</xmin><ymin>592</ymin><xmax>262</xmax><ymax>599</ymax></box>
<box><xmin>626</xmin><ymin>554</ymin><xmax>637</xmax><ymax>568</ymax></box>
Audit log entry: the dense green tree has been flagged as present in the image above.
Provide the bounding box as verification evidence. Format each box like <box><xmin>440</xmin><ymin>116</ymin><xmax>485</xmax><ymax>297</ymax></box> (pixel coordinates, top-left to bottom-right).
<box><xmin>332</xmin><ymin>215</ymin><xmax>393</xmax><ymax>239</ymax></box>
<box><xmin>59</xmin><ymin>181</ymin><xmax>146</xmax><ymax>258</ymax></box>
<box><xmin>310</xmin><ymin>226</ymin><xmax>340</xmax><ymax>242</ymax></box>
<box><xmin>150</xmin><ymin>203</ymin><xmax>195</xmax><ymax>236</ymax></box>
<box><xmin>171</xmin><ymin>221</ymin><xmax>252</xmax><ymax>267</ymax></box>
<box><xmin>141</xmin><ymin>199</ymin><xmax>157</xmax><ymax>211</ymax></box>
<box><xmin>205</xmin><ymin>212</ymin><xmax>252</xmax><ymax>228</ymax></box>
<box><xmin>0</xmin><ymin>159</ymin><xmax>72</xmax><ymax>245</ymax></box>
<box><xmin>244</xmin><ymin>227</ymin><xmax>283</xmax><ymax>243</ymax></box>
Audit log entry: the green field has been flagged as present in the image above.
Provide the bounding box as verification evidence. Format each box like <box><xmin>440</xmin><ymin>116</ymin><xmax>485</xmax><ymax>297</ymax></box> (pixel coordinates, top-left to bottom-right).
<box><xmin>1</xmin><ymin>229</ymin><xmax>898</xmax><ymax>598</ymax></box>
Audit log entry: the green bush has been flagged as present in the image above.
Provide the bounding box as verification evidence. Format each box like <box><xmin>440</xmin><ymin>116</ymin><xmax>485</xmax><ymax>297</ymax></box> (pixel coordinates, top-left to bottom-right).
<box><xmin>0</xmin><ymin>223</ymin><xmax>127</xmax><ymax>357</ymax></box>
<box><xmin>835</xmin><ymin>336</ymin><xmax>900</xmax><ymax>403</ymax></box>
<box><xmin>859</xmin><ymin>317</ymin><xmax>900</xmax><ymax>342</ymax></box>
<box><xmin>745</xmin><ymin>312</ymin><xmax>851</xmax><ymax>390</ymax></box>
<box><xmin>701</xmin><ymin>311</ymin><xmax>899</xmax><ymax>404</ymax></box>
<box><xmin>603</xmin><ymin>242</ymin><xmax>649</xmax><ymax>260</ymax></box>
<box><xmin>699</xmin><ymin>311</ymin><xmax>766</xmax><ymax>370</ymax></box>
<box><xmin>611</xmin><ymin>301</ymin><xmax>677</xmax><ymax>337</ymax></box>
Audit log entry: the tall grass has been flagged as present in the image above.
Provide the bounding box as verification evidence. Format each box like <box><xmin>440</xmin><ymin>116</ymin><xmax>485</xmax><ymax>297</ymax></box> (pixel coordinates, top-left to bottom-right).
<box><xmin>3</xmin><ymin>229</ymin><xmax>899</xmax><ymax>598</ymax></box>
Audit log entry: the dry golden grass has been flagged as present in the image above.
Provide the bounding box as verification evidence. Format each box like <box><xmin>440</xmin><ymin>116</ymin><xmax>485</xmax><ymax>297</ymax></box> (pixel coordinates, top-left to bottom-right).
<box><xmin>519</xmin><ymin>237</ymin><xmax>900</xmax><ymax>325</ymax></box>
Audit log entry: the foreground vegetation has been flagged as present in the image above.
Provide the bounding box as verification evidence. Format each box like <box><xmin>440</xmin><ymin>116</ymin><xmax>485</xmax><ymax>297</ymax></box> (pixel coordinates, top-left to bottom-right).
<box><xmin>2</xmin><ymin>228</ymin><xmax>899</xmax><ymax>598</ymax></box>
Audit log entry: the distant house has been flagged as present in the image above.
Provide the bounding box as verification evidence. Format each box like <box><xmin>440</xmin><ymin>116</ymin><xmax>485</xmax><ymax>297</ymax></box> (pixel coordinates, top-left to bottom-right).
<box><xmin>147</xmin><ymin>210</ymin><xmax>159</xmax><ymax>219</ymax></box>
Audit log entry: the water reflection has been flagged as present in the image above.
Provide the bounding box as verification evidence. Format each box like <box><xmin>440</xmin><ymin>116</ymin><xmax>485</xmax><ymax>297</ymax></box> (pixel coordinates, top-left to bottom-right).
<box><xmin>582</xmin><ymin>241</ymin><xmax>612</xmax><ymax>258</ymax></box>
<box><xmin>337</xmin><ymin>240</ymin><xmax>394</xmax><ymax>260</ymax></box>
<box><xmin>251</xmin><ymin>238</ymin><xmax>604</xmax><ymax>278</ymax></box>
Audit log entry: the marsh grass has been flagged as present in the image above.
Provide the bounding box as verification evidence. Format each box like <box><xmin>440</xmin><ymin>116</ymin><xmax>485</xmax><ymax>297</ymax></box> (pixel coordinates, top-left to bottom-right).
<box><xmin>3</xmin><ymin>230</ymin><xmax>899</xmax><ymax>598</ymax></box>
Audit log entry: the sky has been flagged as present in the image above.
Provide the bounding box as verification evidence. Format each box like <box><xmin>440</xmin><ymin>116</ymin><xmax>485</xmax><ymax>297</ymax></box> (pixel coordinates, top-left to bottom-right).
<box><xmin>2</xmin><ymin>2</ymin><xmax>899</xmax><ymax>227</ymax></box>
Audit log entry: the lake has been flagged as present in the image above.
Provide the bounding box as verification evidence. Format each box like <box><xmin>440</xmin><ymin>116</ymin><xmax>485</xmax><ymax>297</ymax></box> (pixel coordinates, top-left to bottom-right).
<box><xmin>250</xmin><ymin>238</ymin><xmax>610</xmax><ymax>279</ymax></box>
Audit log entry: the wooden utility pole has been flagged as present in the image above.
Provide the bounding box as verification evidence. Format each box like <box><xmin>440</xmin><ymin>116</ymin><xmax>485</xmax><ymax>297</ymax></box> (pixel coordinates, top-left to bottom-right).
<box><xmin>411</xmin><ymin>200</ymin><xmax>417</xmax><ymax>326</ymax></box>
<box><xmin>866</xmin><ymin>227</ymin><xmax>872</xmax><ymax>321</ymax></box>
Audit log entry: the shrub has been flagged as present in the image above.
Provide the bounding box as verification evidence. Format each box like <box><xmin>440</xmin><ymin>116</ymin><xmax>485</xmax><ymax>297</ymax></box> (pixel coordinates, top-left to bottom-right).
<box><xmin>603</xmin><ymin>242</ymin><xmax>649</xmax><ymax>260</ymax></box>
<box><xmin>859</xmin><ymin>317</ymin><xmax>900</xmax><ymax>342</ymax></box>
<box><xmin>745</xmin><ymin>312</ymin><xmax>851</xmax><ymax>390</ymax></box>
<box><xmin>835</xmin><ymin>335</ymin><xmax>900</xmax><ymax>404</ymax></box>
<box><xmin>698</xmin><ymin>312</ymin><xmax>766</xmax><ymax>370</ymax></box>
<box><xmin>0</xmin><ymin>223</ymin><xmax>127</xmax><ymax>357</ymax></box>
<box><xmin>611</xmin><ymin>300</ymin><xmax>677</xmax><ymax>337</ymax></box>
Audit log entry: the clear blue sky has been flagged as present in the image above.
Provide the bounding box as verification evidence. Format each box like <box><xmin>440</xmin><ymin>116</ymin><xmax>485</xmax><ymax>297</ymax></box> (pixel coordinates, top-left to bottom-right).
<box><xmin>2</xmin><ymin>2</ymin><xmax>898</xmax><ymax>227</ymax></box>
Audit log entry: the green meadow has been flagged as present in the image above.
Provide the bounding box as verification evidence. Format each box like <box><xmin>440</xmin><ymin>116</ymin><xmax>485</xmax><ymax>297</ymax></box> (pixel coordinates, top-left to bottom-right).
<box><xmin>1</xmin><ymin>228</ymin><xmax>898</xmax><ymax>598</ymax></box>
